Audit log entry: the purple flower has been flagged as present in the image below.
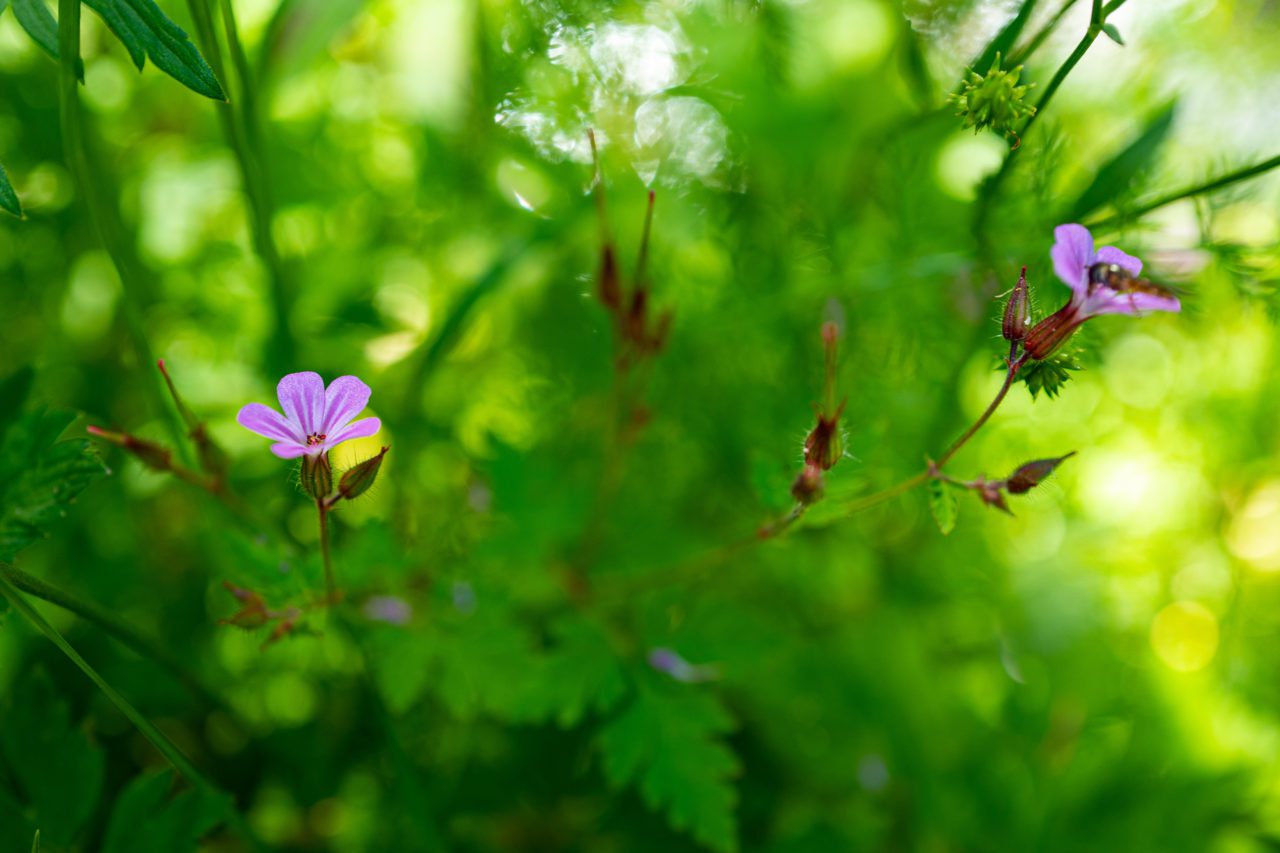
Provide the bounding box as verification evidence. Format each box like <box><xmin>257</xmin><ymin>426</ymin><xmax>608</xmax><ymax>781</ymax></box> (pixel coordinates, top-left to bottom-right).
<box><xmin>237</xmin><ymin>372</ymin><xmax>381</xmax><ymax>459</ymax></box>
<box><xmin>362</xmin><ymin>595</ymin><xmax>413</xmax><ymax>625</ymax></box>
<box><xmin>647</xmin><ymin>647</ymin><xmax>719</xmax><ymax>683</ymax></box>
<box><xmin>1025</xmin><ymin>224</ymin><xmax>1181</xmax><ymax>359</ymax></box>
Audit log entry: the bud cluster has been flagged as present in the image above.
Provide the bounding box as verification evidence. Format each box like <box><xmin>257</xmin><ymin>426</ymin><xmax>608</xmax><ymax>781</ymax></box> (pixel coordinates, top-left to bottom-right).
<box><xmin>949</xmin><ymin>52</ymin><xmax>1037</xmax><ymax>143</ymax></box>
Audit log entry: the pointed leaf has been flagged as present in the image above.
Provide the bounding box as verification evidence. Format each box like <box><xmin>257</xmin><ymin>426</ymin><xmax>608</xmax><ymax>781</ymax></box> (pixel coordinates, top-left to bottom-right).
<box><xmin>928</xmin><ymin>478</ymin><xmax>957</xmax><ymax>535</ymax></box>
<box><xmin>11</xmin><ymin>0</ymin><xmax>83</xmax><ymax>79</ymax></box>
<box><xmin>82</xmin><ymin>0</ymin><xmax>225</xmax><ymax>100</ymax></box>
<box><xmin>1102</xmin><ymin>22</ymin><xmax>1125</xmax><ymax>45</ymax></box>
<box><xmin>0</xmin><ymin>161</ymin><xmax>21</xmax><ymax>218</ymax></box>
<box><xmin>102</xmin><ymin>771</ymin><xmax>232</xmax><ymax>853</ymax></box>
<box><xmin>600</xmin><ymin>682</ymin><xmax>739</xmax><ymax>852</ymax></box>
<box><xmin>1069</xmin><ymin>101</ymin><xmax>1178</xmax><ymax>220</ymax></box>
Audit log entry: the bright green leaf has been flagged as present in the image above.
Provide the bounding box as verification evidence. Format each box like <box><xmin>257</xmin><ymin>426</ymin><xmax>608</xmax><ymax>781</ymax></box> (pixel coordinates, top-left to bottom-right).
<box><xmin>83</xmin><ymin>0</ymin><xmax>226</xmax><ymax>100</ymax></box>
<box><xmin>102</xmin><ymin>771</ymin><xmax>232</xmax><ymax>853</ymax></box>
<box><xmin>1069</xmin><ymin>101</ymin><xmax>1178</xmax><ymax>220</ymax></box>
<box><xmin>1102</xmin><ymin>22</ymin><xmax>1125</xmax><ymax>45</ymax></box>
<box><xmin>1016</xmin><ymin>350</ymin><xmax>1082</xmax><ymax>400</ymax></box>
<box><xmin>600</xmin><ymin>681</ymin><xmax>739</xmax><ymax>852</ymax></box>
<box><xmin>0</xmin><ymin>161</ymin><xmax>20</xmax><ymax>218</ymax></box>
<box><xmin>928</xmin><ymin>479</ymin><xmax>957</xmax><ymax>535</ymax></box>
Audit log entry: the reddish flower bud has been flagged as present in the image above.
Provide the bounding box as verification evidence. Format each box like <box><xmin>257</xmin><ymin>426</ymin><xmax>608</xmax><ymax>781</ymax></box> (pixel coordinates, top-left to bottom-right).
<box><xmin>790</xmin><ymin>463</ymin><xmax>825</xmax><ymax>505</ymax></box>
<box><xmin>338</xmin><ymin>446</ymin><xmax>389</xmax><ymax>501</ymax></box>
<box><xmin>1002</xmin><ymin>266</ymin><xmax>1030</xmax><ymax>343</ymax></box>
<box><xmin>802</xmin><ymin>400</ymin><xmax>846</xmax><ymax>471</ymax></box>
<box><xmin>300</xmin><ymin>452</ymin><xmax>333</xmax><ymax>500</ymax></box>
<box><xmin>1005</xmin><ymin>452</ymin><xmax>1075</xmax><ymax>494</ymax></box>
<box><xmin>976</xmin><ymin>478</ymin><xmax>1013</xmax><ymax>515</ymax></box>
<box><xmin>219</xmin><ymin>581</ymin><xmax>271</xmax><ymax>628</ymax></box>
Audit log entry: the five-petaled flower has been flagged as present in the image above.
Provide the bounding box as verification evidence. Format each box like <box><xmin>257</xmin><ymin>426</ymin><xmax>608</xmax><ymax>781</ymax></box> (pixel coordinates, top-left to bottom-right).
<box><xmin>1024</xmin><ymin>224</ymin><xmax>1181</xmax><ymax>360</ymax></box>
<box><xmin>237</xmin><ymin>372</ymin><xmax>380</xmax><ymax>459</ymax></box>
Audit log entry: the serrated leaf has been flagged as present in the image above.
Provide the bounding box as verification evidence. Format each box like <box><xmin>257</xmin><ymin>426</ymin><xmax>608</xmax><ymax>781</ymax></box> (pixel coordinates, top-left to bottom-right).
<box><xmin>1017</xmin><ymin>350</ymin><xmax>1082</xmax><ymax>400</ymax></box>
<box><xmin>928</xmin><ymin>479</ymin><xmax>957</xmax><ymax>535</ymax></box>
<box><xmin>519</xmin><ymin>617</ymin><xmax>627</xmax><ymax>727</ymax></box>
<box><xmin>11</xmin><ymin>0</ymin><xmax>84</xmax><ymax>79</ymax></box>
<box><xmin>600</xmin><ymin>682</ymin><xmax>739</xmax><ymax>852</ymax></box>
<box><xmin>83</xmin><ymin>0</ymin><xmax>226</xmax><ymax>100</ymax></box>
<box><xmin>0</xmin><ymin>670</ymin><xmax>105</xmax><ymax>847</ymax></box>
<box><xmin>0</xmin><ymin>409</ymin><xmax>108</xmax><ymax>562</ymax></box>
<box><xmin>0</xmin><ymin>161</ymin><xmax>21</xmax><ymax>218</ymax></box>
<box><xmin>1069</xmin><ymin>101</ymin><xmax>1177</xmax><ymax>221</ymax></box>
<box><xmin>101</xmin><ymin>771</ymin><xmax>232</xmax><ymax>853</ymax></box>
<box><xmin>1102</xmin><ymin>22</ymin><xmax>1125</xmax><ymax>45</ymax></box>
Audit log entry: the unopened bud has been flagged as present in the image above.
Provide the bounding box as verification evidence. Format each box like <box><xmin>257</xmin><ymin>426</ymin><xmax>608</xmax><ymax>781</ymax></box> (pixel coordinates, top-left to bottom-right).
<box><xmin>300</xmin><ymin>452</ymin><xmax>333</xmax><ymax>500</ymax></box>
<box><xmin>599</xmin><ymin>245</ymin><xmax>622</xmax><ymax>310</ymax></box>
<box><xmin>1005</xmin><ymin>452</ymin><xmax>1075</xmax><ymax>494</ymax></box>
<box><xmin>976</xmin><ymin>478</ymin><xmax>1013</xmax><ymax>515</ymax></box>
<box><xmin>790</xmin><ymin>463</ymin><xmax>825</xmax><ymax>505</ymax></box>
<box><xmin>1002</xmin><ymin>266</ymin><xmax>1030</xmax><ymax>342</ymax></box>
<box><xmin>338</xmin><ymin>446</ymin><xmax>389</xmax><ymax>501</ymax></box>
<box><xmin>87</xmin><ymin>426</ymin><xmax>172</xmax><ymax>471</ymax></box>
<box><xmin>802</xmin><ymin>400</ymin><xmax>846</xmax><ymax>471</ymax></box>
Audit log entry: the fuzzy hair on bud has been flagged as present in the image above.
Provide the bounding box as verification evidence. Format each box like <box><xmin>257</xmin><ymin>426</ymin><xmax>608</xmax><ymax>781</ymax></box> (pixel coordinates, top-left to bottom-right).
<box><xmin>1006</xmin><ymin>452</ymin><xmax>1076</xmax><ymax>494</ymax></box>
<box><xmin>339</xmin><ymin>446</ymin><xmax>389</xmax><ymax>501</ymax></box>
<box><xmin>1002</xmin><ymin>266</ymin><xmax>1030</xmax><ymax>343</ymax></box>
<box><xmin>300</xmin><ymin>452</ymin><xmax>333</xmax><ymax>500</ymax></box>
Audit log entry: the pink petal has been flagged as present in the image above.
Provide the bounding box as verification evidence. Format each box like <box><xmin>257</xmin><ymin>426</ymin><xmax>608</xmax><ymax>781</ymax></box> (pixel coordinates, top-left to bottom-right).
<box><xmin>270</xmin><ymin>441</ymin><xmax>311</xmax><ymax>458</ymax></box>
<box><xmin>323</xmin><ymin>375</ymin><xmax>372</xmax><ymax>433</ymax></box>
<box><xmin>323</xmin><ymin>417</ymin><xmax>381</xmax><ymax>450</ymax></box>
<box><xmin>237</xmin><ymin>403</ymin><xmax>300</xmax><ymax>443</ymax></box>
<box><xmin>1051</xmin><ymin>223</ymin><xmax>1094</xmax><ymax>294</ymax></box>
<box><xmin>1086</xmin><ymin>289</ymin><xmax>1181</xmax><ymax>317</ymax></box>
<box><xmin>277</xmin><ymin>372</ymin><xmax>325</xmax><ymax>436</ymax></box>
<box><xmin>1094</xmin><ymin>246</ymin><xmax>1143</xmax><ymax>276</ymax></box>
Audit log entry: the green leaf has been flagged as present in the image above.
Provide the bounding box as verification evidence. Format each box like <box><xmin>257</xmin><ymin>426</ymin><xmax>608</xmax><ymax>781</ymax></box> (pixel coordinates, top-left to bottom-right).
<box><xmin>600</xmin><ymin>681</ymin><xmax>739</xmax><ymax>852</ymax></box>
<box><xmin>1102</xmin><ymin>22</ymin><xmax>1125</xmax><ymax>45</ymax></box>
<box><xmin>0</xmin><ymin>161</ymin><xmax>21</xmax><ymax>218</ymax></box>
<box><xmin>965</xmin><ymin>0</ymin><xmax>1039</xmax><ymax>86</ymax></box>
<box><xmin>11</xmin><ymin>0</ymin><xmax>83</xmax><ymax>79</ymax></box>
<box><xmin>31</xmin><ymin>829</ymin><xmax>40</xmax><ymax>853</ymax></box>
<box><xmin>0</xmin><ymin>409</ymin><xmax>108</xmax><ymax>562</ymax></box>
<box><xmin>519</xmin><ymin>617</ymin><xmax>627</xmax><ymax>727</ymax></box>
<box><xmin>0</xmin><ymin>367</ymin><xmax>34</xmax><ymax>442</ymax></box>
<box><xmin>1016</xmin><ymin>350</ymin><xmax>1082</xmax><ymax>400</ymax></box>
<box><xmin>0</xmin><ymin>670</ymin><xmax>105</xmax><ymax>847</ymax></box>
<box><xmin>1068</xmin><ymin>101</ymin><xmax>1178</xmax><ymax>220</ymax></box>
<box><xmin>102</xmin><ymin>771</ymin><xmax>232</xmax><ymax>853</ymax></box>
<box><xmin>82</xmin><ymin>0</ymin><xmax>226</xmax><ymax>100</ymax></box>
<box><xmin>928</xmin><ymin>478</ymin><xmax>957</xmax><ymax>535</ymax></box>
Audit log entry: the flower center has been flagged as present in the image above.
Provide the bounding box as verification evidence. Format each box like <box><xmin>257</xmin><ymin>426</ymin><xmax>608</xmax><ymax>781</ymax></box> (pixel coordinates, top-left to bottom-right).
<box><xmin>306</xmin><ymin>432</ymin><xmax>327</xmax><ymax>447</ymax></box>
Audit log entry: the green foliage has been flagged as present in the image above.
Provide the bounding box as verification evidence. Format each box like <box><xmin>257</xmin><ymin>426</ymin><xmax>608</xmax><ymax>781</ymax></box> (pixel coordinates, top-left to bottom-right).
<box><xmin>1069</xmin><ymin>101</ymin><xmax>1178</xmax><ymax>220</ymax></box>
<box><xmin>601</xmin><ymin>680</ymin><xmax>740</xmax><ymax>853</ymax></box>
<box><xmin>0</xmin><ymin>406</ymin><xmax>107</xmax><ymax>562</ymax></box>
<box><xmin>101</xmin><ymin>772</ymin><xmax>231</xmax><ymax>853</ymax></box>
<box><xmin>0</xmin><ymin>670</ymin><xmax>105</xmax><ymax>849</ymax></box>
<box><xmin>83</xmin><ymin>0</ymin><xmax>226</xmax><ymax>100</ymax></box>
<box><xmin>1015</xmin><ymin>349</ymin><xmax>1083</xmax><ymax>399</ymax></box>
<box><xmin>928</xmin><ymin>477</ymin><xmax>957</xmax><ymax>534</ymax></box>
<box><xmin>0</xmin><ymin>160</ymin><xmax>20</xmax><ymax>218</ymax></box>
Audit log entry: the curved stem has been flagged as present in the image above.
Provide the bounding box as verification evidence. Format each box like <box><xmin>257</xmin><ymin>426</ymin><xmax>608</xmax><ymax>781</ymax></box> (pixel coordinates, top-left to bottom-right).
<box><xmin>0</xmin><ymin>562</ymin><xmax>221</xmax><ymax>708</ymax></box>
<box><xmin>937</xmin><ymin>348</ymin><xmax>1026</xmax><ymax>467</ymax></box>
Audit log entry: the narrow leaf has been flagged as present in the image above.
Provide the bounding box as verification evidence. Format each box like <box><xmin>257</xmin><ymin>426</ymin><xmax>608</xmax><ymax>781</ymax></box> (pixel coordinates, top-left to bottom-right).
<box><xmin>928</xmin><ymin>478</ymin><xmax>957</xmax><ymax>535</ymax></box>
<box><xmin>102</xmin><ymin>772</ymin><xmax>232</xmax><ymax>853</ymax></box>
<box><xmin>964</xmin><ymin>0</ymin><xmax>1039</xmax><ymax>86</ymax></box>
<box><xmin>1102</xmin><ymin>22</ymin><xmax>1125</xmax><ymax>45</ymax></box>
<box><xmin>82</xmin><ymin>0</ymin><xmax>225</xmax><ymax>100</ymax></box>
<box><xmin>0</xmin><ymin>161</ymin><xmax>21</xmax><ymax>218</ymax></box>
<box><xmin>11</xmin><ymin>0</ymin><xmax>83</xmax><ymax>79</ymax></box>
<box><xmin>1069</xmin><ymin>100</ymin><xmax>1178</xmax><ymax>220</ymax></box>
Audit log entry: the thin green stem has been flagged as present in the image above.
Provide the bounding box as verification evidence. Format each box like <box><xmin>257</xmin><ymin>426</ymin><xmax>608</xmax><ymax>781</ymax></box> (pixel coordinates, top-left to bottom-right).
<box><xmin>0</xmin><ymin>562</ymin><xmax>221</xmax><ymax>708</ymax></box>
<box><xmin>1007</xmin><ymin>0</ymin><xmax>1081</xmax><ymax>67</ymax></box>
<box><xmin>937</xmin><ymin>351</ymin><xmax>1026</xmax><ymax>467</ymax></box>
<box><xmin>318</xmin><ymin>499</ymin><xmax>336</xmax><ymax>603</ymax></box>
<box><xmin>0</xmin><ymin>571</ymin><xmax>265</xmax><ymax>851</ymax></box>
<box><xmin>1086</xmin><ymin>153</ymin><xmax>1280</xmax><ymax>231</ymax></box>
<box><xmin>56</xmin><ymin>0</ymin><xmax>189</xmax><ymax>459</ymax></box>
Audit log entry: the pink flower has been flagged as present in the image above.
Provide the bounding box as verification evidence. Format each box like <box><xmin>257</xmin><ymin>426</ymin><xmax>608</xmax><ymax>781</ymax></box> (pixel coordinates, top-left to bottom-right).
<box><xmin>237</xmin><ymin>372</ymin><xmax>381</xmax><ymax>459</ymax></box>
<box><xmin>1024</xmin><ymin>224</ymin><xmax>1180</xmax><ymax>359</ymax></box>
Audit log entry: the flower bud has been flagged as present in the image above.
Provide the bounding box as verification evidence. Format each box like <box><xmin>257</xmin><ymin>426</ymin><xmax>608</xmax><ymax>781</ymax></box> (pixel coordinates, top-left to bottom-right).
<box><xmin>87</xmin><ymin>426</ymin><xmax>172</xmax><ymax>471</ymax></box>
<box><xmin>976</xmin><ymin>478</ymin><xmax>1013</xmax><ymax>515</ymax></box>
<box><xmin>1005</xmin><ymin>452</ymin><xmax>1075</xmax><ymax>494</ymax></box>
<box><xmin>948</xmin><ymin>52</ymin><xmax>1036</xmax><ymax>142</ymax></box>
<box><xmin>790</xmin><ymin>463</ymin><xmax>825</xmax><ymax>505</ymax></box>
<box><xmin>802</xmin><ymin>401</ymin><xmax>846</xmax><ymax>472</ymax></box>
<box><xmin>300</xmin><ymin>452</ymin><xmax>333</xmax><ymax>500</ymax></box>
<box><xmin>1002</xmin><ymin>266</ymin><xmax>1030</xmax><ymax>343</ymax></box>
<box><xmin>338</xmin><ymin>446</ymin><xmax>389</xmax><ymax>501</ymax></box>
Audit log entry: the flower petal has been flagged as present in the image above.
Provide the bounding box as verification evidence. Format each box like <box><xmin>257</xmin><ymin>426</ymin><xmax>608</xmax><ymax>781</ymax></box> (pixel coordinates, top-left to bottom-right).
<box><xmin>1087</xmin><ymin>289</ymin><xmax>1181</xmax><ymax>317</ymax></box>
<box><xmin>277</xmin><ymin>372</ymin><xmax>325</xmax><ymax>435</ymax></box>
<box><xmin>270</xmin><ymin>441</ymin><xmax>310</xmax><ymax>459</ymax></box>
<box><xmin>1051</xmin><ymin>223</ymin><xmax>1095</xmax><ymax>294</ymax></box>
<box><xmin>1095</xmin><ymin>246</ymin><xmax>1143</xmax><ymax>276</ymax></box>
<box><xmin>323</xmin><ymin>417</ymin><xmax>381</xmax><ymax>449</ymax></box>
<box><xmin>237</xmin><ymin>403</ymin><xmax>300</xmax><ymax>443</ymax></box>
<box><xmin>323</xmin><ymin>375</ymin><xmax>372</xmax><ymax>433</ymax></box>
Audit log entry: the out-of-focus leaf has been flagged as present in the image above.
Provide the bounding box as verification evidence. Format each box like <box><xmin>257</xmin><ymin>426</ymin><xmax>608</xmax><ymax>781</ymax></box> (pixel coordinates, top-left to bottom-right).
<box><xmin>0</xmin><ymin>161</ymin><xmax>20</xmax><ymax>218</ymax></box>
<box><xmin>520</xmin><ymin>617</ymin><xmax>627</xmax><ymax>727</ymax></box>
<box><xmin>965</xmin><ymin>0</ymin><xmax>1039</xmax><ymax>86</ymax></box>
<box><xmin>0</xmin><ymin>367</ymin><xmax>34</xmax><ymax>442</ymax></box>
<box><xmin>600</xmin><ymin>681</ymin><xmax>739</xmax><ymax>852</ymax></box>
<box><xmin>11</xmin><ymin>0</ymin><xmax>84</xmax><ymax>79</ymax></box>
<box><xmin>0</xmin><ymin>409</ymin><xmax>108</xmax><ymax>562</ymax></box>
<box><xmin>101</xmin><ymin>771</ymin><xmax>232</xmax><ymax>853</ymax></box>
<box><xmin>0</xmin><ymin>670</ymin><xmax>105</xmax><ymax>848</ymax></box>
<box><xmin>928</xmin><ymin>478</ymin><xmax>957</xmax><ymax>535</ymax></box>
<box><xmin>1068</xmin><ymin>101</ymin><xmax>1177</xmax><ymax>220</ymax></box>
<box><xmin>31</xmin><ymin>829</ymin><xmax>40</xmax><ymax>853</ymax></box>
<box><xmin>258</xmin><ymin>0</ymin><xmax>365</xmax><ymax>83</ymax></box>
<box><xmin>1016</xmin><ymin>350</ymin><xmax>1082</xmax><ymax>399</ymax></box>
<box><xmin>1102</xmin><ymin>23</ymin><xmax>1125</xmax><ymax>45</ymax></box>
<box><xmin>82</xmin><ymin>0</ymin><xmax>225</xmax><ymax>100</ymax></box>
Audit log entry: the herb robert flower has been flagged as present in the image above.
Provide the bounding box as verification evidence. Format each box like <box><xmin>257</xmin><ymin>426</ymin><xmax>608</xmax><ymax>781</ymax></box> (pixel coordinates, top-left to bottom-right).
<box><xmin>237</xmin><ymin>372</ymin><xmax>380</xmax><ymax>459</ymax></box>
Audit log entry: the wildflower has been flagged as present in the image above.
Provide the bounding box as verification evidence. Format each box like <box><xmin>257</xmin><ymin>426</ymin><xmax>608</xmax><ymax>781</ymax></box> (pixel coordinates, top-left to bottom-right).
<box><xmin>1024</xmin><ymin>224</ymin><xmax>1181</xmax><ymax>360</ymax></box>
<box><xmin>647</xmin><ymin>647</ymin><xmax>719</xmax><ymax>683</ymax></box>
<box><xmin>362</xmin><ymin>595</ymin><xmax>413</xmax><ymax>625</ymax></box>
<box><xmin>237</xmin><ymin>372</ymin><xmax>380</xmax><ymax>459</ymax></box>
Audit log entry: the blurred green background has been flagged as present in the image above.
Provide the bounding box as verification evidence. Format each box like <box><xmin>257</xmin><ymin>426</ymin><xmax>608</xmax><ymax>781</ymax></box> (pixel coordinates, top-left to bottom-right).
<box><xmin>2</xmin><ymin>0</ymin><xmax>1280</xmax><ymax>850</ymax></box>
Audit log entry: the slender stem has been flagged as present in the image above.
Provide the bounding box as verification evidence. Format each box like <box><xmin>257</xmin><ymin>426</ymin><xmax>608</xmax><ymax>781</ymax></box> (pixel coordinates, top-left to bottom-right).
<box><xmin>1086</xmin><ymin>153</ymin><xmax>1280</xmax><ymax>231</ymax></box>
<box><xmin>56</xmin><ymin>0</ymin><xmax>189</xmax><ymax>458</ymax></box>
<box><xmin>937</xmin><ymin>350</ymin><xmax>1026</xmax><ymax>467</ymax></box>
<box><xmin>0</xmin><ymin>562</ymin><xmax>221</xmax><ymax>708</ymax></box>
<box><xmin>0</xmin><ymin>572</ymin><xmax>266</xmax><ymax>851</ymax></box>
<box><xmin>318</xmin><ymin>499</ymin><xmax>336</xmax><ymax>603</ymax></box>
<box><xmin>1008</xmin><ymin>0</ymin><xmax>1081</xmax><ymax>66</ymax></box>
